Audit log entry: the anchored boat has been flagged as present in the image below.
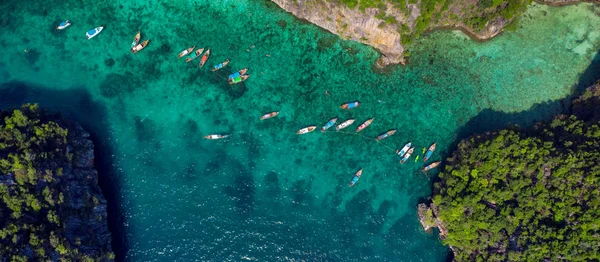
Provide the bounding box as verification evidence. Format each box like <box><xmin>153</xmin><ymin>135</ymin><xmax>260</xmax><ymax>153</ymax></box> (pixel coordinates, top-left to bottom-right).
<box><xmin>131</xmin><ymin>39</ymin><xmax>149</xmax><ymax>54</ymax></box>
<box><xmin>400</xmin><ymin>147</ymin><xmax>414</xmax><ymax>164</ymax></box>
<box><xmin>178</xmin><ymin>45</ymin><xmax>195</xmax><ymax>58</ymax></box>
<box><xmin>199</xmin><ymin>49</ymin><xmax>211</xmax><ymax>67</ymax></box>
<box><xmin>396</xmin><ymin>142</ymin><xmax>412</xmax><ymax>157</ymax></box>
<box><xmin>336</xmin><ymin>119</ymin><xmax>355</xmax><ymax>131</ymax></box>
<box><xmin>356</xmin><ymin>118</ymin><xmax>374</xmax><ymax>132</ymax></box>
<box><xmin>57</xmin><ymin>20</ymin><xmax>71</xmax><ymax>30</ymax></box>
<box><xmin>260</xmin><ymin>111</ymin><xmax>279</xmax><ymax>120</ymax></box>
<box><xmin>132</xmin><ymin>31</ymin><xmax>140</xmax><ymax>47</ymax></box>
<box><xmin>229</xmin><ymin>74</ymin><xmax>250</xmax><ymax>84</ymax></box>
<box><xmin>297</xmin><ymin>126</ymin><xmax>317</xmax><ymax>135</ymax></box>
<box><xmin>349</xmin><ymin>169</ymin><xmax>363</xmax><ymax>187</ymax></box>
<box><xmin>422</xmin><ymin>161</ymin><xmax>441</xmax><ymax>172</ymax></box>
<box><xmin>424</xmin><ymin>143</ymin><xmax>437</xmax><ymax>162</ymax></box>
<box><xmin>204</xmin><ymin>134</ymin><xmax>229</xmax><ymax>140</ymax></box>
<box><xmin>86</xmin><ymin>26</ymin><xmax>103</xmax><ymax>39</ymax></box>
<box><xmin>340</xmin><ymin>101</ymin><xmax>360</xmax><ymax>109</ymax></box>
<box><xmin>321</xmin><ymin>118</ymin><xmax>337</xmax><ymax>132</ymax></box>
<box><xmin>211</xmin><ymin>59</ymin><xmax>230</xmax><ymax>72</ymax></box>
<box><xmin>185</xmin><ymin>48</ymin><xmax>204</xmax><ymax>62</ymax></box>
<box><xmin>375</xmin><ymin>130</ymin><xmax>396</xmax><ymax>141</ymax></box>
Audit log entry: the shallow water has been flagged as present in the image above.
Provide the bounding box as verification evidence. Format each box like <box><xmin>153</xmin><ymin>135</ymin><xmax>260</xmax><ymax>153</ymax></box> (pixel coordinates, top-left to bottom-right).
<box><xmin>1</xmin><ymin>0</ymin><xmax>599</xmax><ymax>261</ymax></box>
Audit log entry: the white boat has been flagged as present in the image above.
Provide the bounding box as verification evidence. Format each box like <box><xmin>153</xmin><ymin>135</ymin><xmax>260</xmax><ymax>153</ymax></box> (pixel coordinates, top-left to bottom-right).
<box><xmin>400</xmin><ymin>147</ymin><xmax>414</xmax><ymax>164</ymax></box>
<box><xmin>335</xmin><ymin>119</ymin><xmax>355</xmax><ymax>131</ymax></box>
<box><xmin>396</xmin><ymin>142</ymin><xmax>412</xmax><ymax>157</ymax></box>
<box><xmin>297</xmin><ymin>126</ymin><xmax>316</xmax><ymax>135</ymax></box>
<box><xmin>86</xmin><ymin>26</ymin><xmax>104</xmax><ymax>39</ymax></box>
<box><xmin>57</xmin><ymin>20</ymin><xmax>71</xmax><ymax>30</ymax></box>
<box><xmin>204</xmin><ymin>134</ymin><xmax>229</xmax><ymax>140</ymax></box>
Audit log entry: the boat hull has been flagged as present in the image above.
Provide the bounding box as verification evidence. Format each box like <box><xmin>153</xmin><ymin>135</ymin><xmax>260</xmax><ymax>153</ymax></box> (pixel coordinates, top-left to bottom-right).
<box><xmin>86</xmin><ymin>27</ymin><xmax>103</xmax><ymax>39</ymax></box>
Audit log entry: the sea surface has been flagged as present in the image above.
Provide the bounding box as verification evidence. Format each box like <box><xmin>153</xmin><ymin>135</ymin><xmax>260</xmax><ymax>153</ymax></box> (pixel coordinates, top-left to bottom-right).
<box><xmin>1</xmin><ymin>0</ymin><xmax>599</xmax><ymax>261</ymax></box>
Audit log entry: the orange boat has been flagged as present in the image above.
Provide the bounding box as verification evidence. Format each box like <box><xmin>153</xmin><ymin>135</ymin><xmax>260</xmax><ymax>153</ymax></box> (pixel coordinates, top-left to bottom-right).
<box><xmin>297</xmin><ymin>126</ymin><xmax>317</xmax><ymax>135</ymax></box>
<box><xmin>422</xmin><ymin>161</ymin><xmax>441</xmax><ymax>172</ymax></box>
<box><xmin>356</xmin><ymin>118</ymin><xmax>374</xmax><ymax>132</ymax></box>
<box><xmin>260</xmin><ymin>111</ymin><xmax>279</xmax><ymax>120</ymax></box>
<box><xmin>177</xmin><ymin>45</ymin><xmax>195</xmax><ymax>58</ymax></box>
<box><xmin>131</xmin><ymin>40</ymin><xmax>149</xmax><ymax>54</ymax></box>
<box><xmin>199</xmin><ymin>49</ymin><xmax>211</xmax><ymax>67</ymax></box>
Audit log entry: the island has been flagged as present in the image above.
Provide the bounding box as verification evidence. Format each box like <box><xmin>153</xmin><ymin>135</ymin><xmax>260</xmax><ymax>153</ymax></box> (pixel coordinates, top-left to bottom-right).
<box><xmin>419</xmin><ymin>81</ymin><xmax>600</xmax><ymax>260</ymax></box>
<box><xmin>0</xmin><ymin>104</ymin><xmax>113</xmax><ymax>261</ymax></box>
<box><xmin>271</xmin><ymin>0</ymin><xmax>591</xmax><ymax>66</ymax></box>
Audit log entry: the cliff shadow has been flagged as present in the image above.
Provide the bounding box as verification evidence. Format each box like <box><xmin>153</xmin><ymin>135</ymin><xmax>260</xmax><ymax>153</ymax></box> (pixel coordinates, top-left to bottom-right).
<box><xmin>0</xmin><ymin>81</ymin><xmax>129</xmax><ymax>261</ymax></box>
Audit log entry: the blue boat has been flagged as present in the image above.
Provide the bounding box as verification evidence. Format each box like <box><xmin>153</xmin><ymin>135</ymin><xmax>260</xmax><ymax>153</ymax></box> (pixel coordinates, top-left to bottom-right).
<box><xmin>424</xmin><ymin>143</ymin><xmax>437</xmax><ymax>162</ymax></box>
<box><xmin>340</xmin><ymin>101</ymin><xmax>360</xmax><ymax>109</ymax></box>
<box><xmin>321</xmin><ymin>118</ymin><xmax>337</xmax><ymax>132</ymax></box>
<box><xmin>212</xmin><ymin>59</ymin><xmax>230</xmax><ymax>72</ymax></box>
<box><xmin>57</xmin><ymin>20</ymin><xmax>71</xmax><ymax>30</ymax></box>
<box><xmin>86</xmin><ymin>26</ymin><xmax>103</xmax><ymax>39</ymax></box>
<box><xmin>400</xmin><ymin>147</ymin><xmax>414</xmax><ymax>164</ymax></box>
<box><xmin>375</xmin><ymin>129</ymin><xmax>396</xmax><ymax>141</ymax></box>
<box><xmin>349</xmin><ymin>169</ymin><xmax>363</xmax><ymax>187</ymax></box>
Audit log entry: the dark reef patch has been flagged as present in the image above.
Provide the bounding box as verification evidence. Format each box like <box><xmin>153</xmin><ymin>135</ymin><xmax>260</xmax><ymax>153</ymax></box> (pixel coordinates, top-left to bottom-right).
<box><xmin>133</xmin><ymin>116</ymin><xmax>157</xmax><ymax>143</ymax></box>
<box><xmin>99</xmin><ymin>72</ymin><xmax>141</xmax><ymax>98</ymax></box>
<box><xmin>224</xmin><ymin>162</ymin><xmax>255</xmax><ymax>217</ymax></box>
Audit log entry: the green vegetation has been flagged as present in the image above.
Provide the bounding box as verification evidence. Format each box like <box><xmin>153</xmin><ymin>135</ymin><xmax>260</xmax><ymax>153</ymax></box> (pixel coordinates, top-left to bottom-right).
<box><xmin>432</xmin><ymin>113</ymin><xmax>600</xmax><ymax>261</ymax></box>
<box><xmin>0</xmin><ymin>104</ymin><xmax>113</xmax><ymax>261</ymax></box>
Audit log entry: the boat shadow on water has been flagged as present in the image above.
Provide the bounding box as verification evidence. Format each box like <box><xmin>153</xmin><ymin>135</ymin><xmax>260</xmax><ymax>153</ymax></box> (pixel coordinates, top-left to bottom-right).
<box><xmin>0</xmin><ymin>81</ymin><xmax>130</xmax><ymax>262</ymax></box>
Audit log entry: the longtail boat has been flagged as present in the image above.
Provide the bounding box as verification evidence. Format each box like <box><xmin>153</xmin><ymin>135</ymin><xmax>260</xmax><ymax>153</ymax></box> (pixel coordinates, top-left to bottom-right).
<box><xmin>132</xmin><ymin>31</ymin><xmax>140</xmax><ymax>47</ymax></box>
<box><xmin>297</xmin><ymin>126</ymin><xmax>317</xmax><ymax>135</ymax></box>
<box><xmin>211</xmin><ymin>59</ymin><xmax>230</xmax><ymax>72</ymax></box>
<box><xmin>375</xmin><ymin>130</ymin><xmax>396</xmax><ymax>141</ymax></box>
<box><xmin>356</xmin><ymin>118</ymin><xmax>374</xmax><ymax>132</ymax></box>
<box><xmin>260</xmin><ymin>111</ymin><xmax>279</xmax><ymax>120</ymax></box>
<box><xmin>57</xmin><ymin>20</ymin><xmax>71</xmax><ymax>30</ymax></box>
<box><xmin>424</xmin><ymin>143</ymin><xmax>437</xmax><ymax>162</ymax></box>
<box><xmin>131</xmin><ymin>39</ymin><xmax>149</xmax><ymax>54</ymax></box>
<box><xmin>228</xmin><ymin>68</ymin><xmax>248</xmax><ymax>80</ymax></box>
<box><xmin>340</xmin><ymin>101</ymin><xmax>360</xmax><ymax>109</ymax></box>
<box><xmin>177</xmin><ymin>45</ymin><xmax>195</xmax><ymax>58</ymax></box>
<box><xmin>321</xmin><ymin>118</ymin><xmax>338</xmax><ymax>132</ymax></box>
<box><xmin>199</xmin><ymin>49</ymin><xmax>211</xmax><ymax>67</ymax></box>
<box><xmin>335</xmin><ymin>119</ymin><xmax>355</xmax><ymax>131</ymax></box>
<box><xmin>400</xmin><ymin>148</ymin><xmax>414</xmax><ymax>164</ymax></box>
<box><xmin>185</xmin><ymin>48</ymin><xmax>204</xmax><ymax>62</ymax></box>
<box><xmin>229</xmin><ymin>74</ymin><xmax>250</xmax><ymax>84</ymax></box>
<box><xmin>349</xmin><ymin>169</ymin><xmax>363</xmax><ymax>187</ymax></box>
<box><xmin>396</xmin><ymin>142</ymin><xmax>412</xmax><ymax>157</ymax></box>
<box><xmin>204</xmin><ymin>134</ymin><xmax>229</xmax><ymax>140</ymax></box>
<box><xmin>422</xmin><ymin>161</ymin><xmax>441</xmax><ymax>172</ymax></box>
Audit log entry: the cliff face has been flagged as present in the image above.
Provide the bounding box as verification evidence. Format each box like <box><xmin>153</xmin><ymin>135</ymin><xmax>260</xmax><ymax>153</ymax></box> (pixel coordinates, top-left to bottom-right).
<box><xmin>269</xmin><ymin>0</ymin><xmax>534</xmax><ymax>66</ymax></box>
<box><xmin>0</xmin><ymin>105</ymin><xmax>113</xmax><ymax>261</ymax></box>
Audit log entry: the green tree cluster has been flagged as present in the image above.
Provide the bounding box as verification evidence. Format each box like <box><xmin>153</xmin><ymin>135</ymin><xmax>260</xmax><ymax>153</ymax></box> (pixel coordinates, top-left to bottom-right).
<box><xmin>0</xmin><ymin>104</ymin><xmax>114</xmax><ymax>261</ymax></box>
<box><xmin>432</xmin><ymin>114</ymin><xmax>600</xmax><ymax>261</ymax></box>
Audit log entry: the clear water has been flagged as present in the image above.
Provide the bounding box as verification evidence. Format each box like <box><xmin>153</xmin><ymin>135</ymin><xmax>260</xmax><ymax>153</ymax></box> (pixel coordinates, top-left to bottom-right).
<box><xmin>1</xmin><ymin>0</ymin><xmax>599</xmax><ymax>261</ymax></box>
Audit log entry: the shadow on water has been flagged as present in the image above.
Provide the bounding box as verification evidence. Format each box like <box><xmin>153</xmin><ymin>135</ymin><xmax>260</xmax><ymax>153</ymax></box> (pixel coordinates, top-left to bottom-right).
<box><xmin>452</xmin><ymin>51</ymin><xmax>600</xmax><ymax>150</ymax></box>
<box><xmin>0</xmin><ymin>81</ymin><xmax>129</xmax><ymax>261</ymax></box>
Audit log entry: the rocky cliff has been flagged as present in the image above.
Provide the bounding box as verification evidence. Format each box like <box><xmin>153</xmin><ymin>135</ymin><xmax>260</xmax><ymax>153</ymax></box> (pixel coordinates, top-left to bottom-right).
<box><xmin>0</xmin><ymin>104</ymin><xmax>113</xmax><ymax>261</ymax></box>
<box><xmin>270</xmin><ymin>0</ymin><xmax>589</xmax><ymax>67</ymax></box>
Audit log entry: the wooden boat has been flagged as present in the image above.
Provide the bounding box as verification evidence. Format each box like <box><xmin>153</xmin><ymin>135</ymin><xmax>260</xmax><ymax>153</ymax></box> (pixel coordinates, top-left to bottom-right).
<box><xmin>400</xmin><ymin>147</ymin><xmax>414</xmax><ymax>164</ymax></box>
<box><xmin>424</xmin><ymin>143</ymin><xmax>437</xmax><ymax>162</ymax></box>
<box><xmin>335</xmin><ymin>119</ymin><xmax>355</xmax><ymax>131</ymax></box>
<box><xmin>185</xmin><ymin>48</ymin><xmax>204</xmax><ymax>62</ymax></box>
<box><xmin>131</xmin><ymin>40</ymin><xmax>149</xmax><ymax>54</ymax></box>
<box><xmin>260</xmin><ymin>111</ymin><xmax>279</xmax><ymax>120</ymax></box>
<box><xmin>375</xmin><ymin>130</ymin><xmax>396</xmax><ymax>141</ymax></box>
<box><xmin>349</xmin><ymin>169</ymin><xmax>363</xmax><ymax>187</ymax></box>
<box><xmin>422</xmin><ymin>161</ymin><xmax>441</xmax><ymax>172</ymax></box>
<box><xmin>297</xmin><ymin>126</ymin><xmax>317</xmax><ymax>135</ymax></box>
<box><xmin>228</xmin><ymin>68</ymin><xmax>249</xmax><ymax>80</ymax></box>
<box><xmin>321</xmin><ymin>118</ymin><xmax>337</xmax><ymax>132</ymax></box>
<box><xmin>356</xmin><ymin>118</ymin><xmax>374</xmax><ymax>132</ymax></box>
<box><xmin>57</xmin><ymin>20</ymin><xmax>71</xmax><ymax>30</ymax></box>
<box><xmin>204</xmin><ymin>134</ymin><xmax>229</xmax><ymax>140</ymax></box>
<box><xmin>229</xmin><ymin>74</ymin><xmax>250</xmax><ymax>84</ymax></box>
<box><xmin>199</xmin><ymin>49</ymin><xmax>211</xmax><ymax>67</ymax></box>
<box><xmin>340</xmin><ymin>101</ymin><xmax>360</xmax><ymax>109</ymax></box>
<box><xmin>177</xmin><ymin>45</ymin><xmax>195</xmax><ymax>58</ymax></box>
<box><xmin>86</xmin><ymin>26</ymin><xmax>103</xmax><ymax>39</ymax></box>
<box><xmin>132</xmin><ymin>31</ymin><xmax>140</xmax><ymax>47</ymax></box>
<box><xmin>396</xmin><ymin>142</ymin><xmax>412</xmax><ymax>157</ymax></box>
<box><xmin>211</xmin><ymin>59</ymin><xmax>230</xmax><ymax>72</ymax></box>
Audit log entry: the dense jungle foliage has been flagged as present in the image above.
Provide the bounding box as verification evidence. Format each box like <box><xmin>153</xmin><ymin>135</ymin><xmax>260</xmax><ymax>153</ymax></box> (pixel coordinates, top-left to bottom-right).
<box><xmin>432</xmin><ymin>112</ymin><xmax>600</xmax><ymax>261</ymax></box>
<box><xmin>0</xmin><ymin>104</ymin><xmax>113</xmax><ymax>261</ymax></box>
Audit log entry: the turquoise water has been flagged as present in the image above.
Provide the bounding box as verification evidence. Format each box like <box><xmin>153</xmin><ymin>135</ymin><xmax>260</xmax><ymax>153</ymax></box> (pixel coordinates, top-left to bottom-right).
<box><xmin>1</xmin><ymin>0</ymin><xmax>599</xmax><ymax>260</ymax></box>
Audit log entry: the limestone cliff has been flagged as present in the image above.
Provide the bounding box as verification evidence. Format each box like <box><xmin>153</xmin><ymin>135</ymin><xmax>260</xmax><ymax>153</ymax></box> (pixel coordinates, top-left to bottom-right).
<box><xmin>270</xmin><ymin>0</ymin><xmax>581</xmax><ymax>67</ymax></box>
